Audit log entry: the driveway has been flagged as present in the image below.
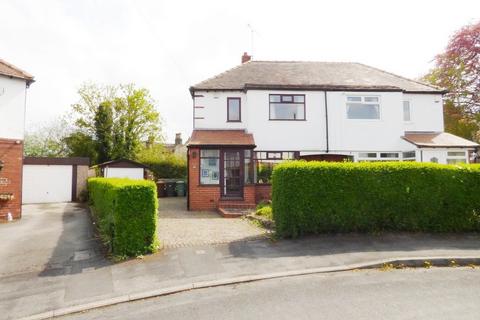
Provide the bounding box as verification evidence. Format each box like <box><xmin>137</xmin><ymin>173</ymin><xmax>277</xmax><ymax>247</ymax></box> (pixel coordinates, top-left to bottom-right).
<box><xmin>0</xmin><ymin>202</ymin><xmax>107</xmax><ymax>277</ymax></box>
<box><xmin>157</xmin><ymin>197</ymin><xmax>267</xmax><ymax>248</ymax></box>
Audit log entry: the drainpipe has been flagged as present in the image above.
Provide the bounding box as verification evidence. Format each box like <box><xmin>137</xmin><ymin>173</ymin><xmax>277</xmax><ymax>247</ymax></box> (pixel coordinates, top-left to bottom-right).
<box><xmin>324</xmin><ymin>91</ymin><xmax>330</xmax><ymax>153</ymax></box>
<box><xmin>186</xmin><ymin>148</ymin><xmax>190</xmax><ymax>211</ymax></box>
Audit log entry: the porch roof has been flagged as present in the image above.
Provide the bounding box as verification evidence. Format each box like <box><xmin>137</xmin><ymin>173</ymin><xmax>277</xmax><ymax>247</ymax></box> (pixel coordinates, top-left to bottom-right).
<box><xmin>188</xmin><ymin>130</ymin><xmax>256</xmax><ymax>147</ymax></box>
<box><xmin>402</xmin><ymin>132</ymin><xmax>479</xmax><ymax>148</ymax></box>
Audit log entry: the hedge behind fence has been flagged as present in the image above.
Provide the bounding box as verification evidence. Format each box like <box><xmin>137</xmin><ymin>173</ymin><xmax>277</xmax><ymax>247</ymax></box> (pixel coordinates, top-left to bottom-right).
<box><xmin>272</xmin><ymin>161</ymin><xmax>480</xmax><ymax>237</ymax></box>
<box><xmin>88</xmin><ymin>177</ymin><xmax>159</xmax><ymax>256</ymax></box>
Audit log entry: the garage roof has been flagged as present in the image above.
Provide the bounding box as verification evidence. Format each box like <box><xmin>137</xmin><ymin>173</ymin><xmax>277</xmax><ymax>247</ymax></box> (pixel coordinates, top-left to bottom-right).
<box><xmin>23</xmin><ymin>157</ymin><xmax>90</xmax><ymax>165</ymax></box>
<box><xmin>93</xmin><ymin>159</ymin><xmax>149</xmax><ymax>169</ymax></box>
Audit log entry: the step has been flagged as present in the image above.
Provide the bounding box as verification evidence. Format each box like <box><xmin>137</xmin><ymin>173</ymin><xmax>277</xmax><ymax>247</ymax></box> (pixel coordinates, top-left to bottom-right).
<box><xmin>218</xmin><ymin>207</ymin><xmax>254</xmax><ymax>218</ymax></box>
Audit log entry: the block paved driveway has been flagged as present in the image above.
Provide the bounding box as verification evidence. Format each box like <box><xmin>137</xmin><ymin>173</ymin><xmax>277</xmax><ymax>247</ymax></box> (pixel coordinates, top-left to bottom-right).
<box><xmin>157</xmin><ymin>197</ymin><xmax>267</xmax><ymax>248</ymax></box>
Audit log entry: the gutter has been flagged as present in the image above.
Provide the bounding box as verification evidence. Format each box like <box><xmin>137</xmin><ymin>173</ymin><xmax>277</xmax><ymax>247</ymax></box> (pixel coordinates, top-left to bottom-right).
<box><xmin>324</xmin><ymin>91</ymin><xmax>329</xmax><ymax>153</ymax></box>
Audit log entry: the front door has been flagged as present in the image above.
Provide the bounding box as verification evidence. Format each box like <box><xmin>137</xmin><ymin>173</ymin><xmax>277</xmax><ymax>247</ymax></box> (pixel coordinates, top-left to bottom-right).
<box><xmin>221</xmin><ymin>150</ymin><xmax>243</xmax><ymax>198</ymax></box>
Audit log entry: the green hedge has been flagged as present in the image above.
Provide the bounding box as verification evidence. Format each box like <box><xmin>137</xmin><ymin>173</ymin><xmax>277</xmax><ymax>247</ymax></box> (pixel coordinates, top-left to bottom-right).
<box><xmin>88</xmin><ymin>177</ymin><xmax>159</xmax><ymax>256</ymax></box>
<box><xmin>272</xmin><ymin>161</ymin><xmax>480</xmax><ymax>237</ymax></box>
<box><xmin>143</xmin><ymin>157</ymin><xmax>187</xmax><ymax>179</ymax></box>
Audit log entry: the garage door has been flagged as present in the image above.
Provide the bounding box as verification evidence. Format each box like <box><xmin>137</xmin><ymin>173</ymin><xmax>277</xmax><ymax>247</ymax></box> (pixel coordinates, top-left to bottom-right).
<box><xmin>22</xmin><ymin>165</ymin><xmax>73</xmax><ymax>204</ymax></box>
<box><xmin>105</xmin><ymin>167</ymin><xmax>144</xmax><ymax>179</ymax></box>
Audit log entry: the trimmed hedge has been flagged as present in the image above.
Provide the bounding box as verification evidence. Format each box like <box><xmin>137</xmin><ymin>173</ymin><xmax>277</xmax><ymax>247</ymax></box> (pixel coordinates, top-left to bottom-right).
<box><xmin>88</xmin><ymin>178</ymin><xmax>159</xmax><ymax>256</ymax></box>
<box><xmin>272</xmin><ymin>161</ymin><xmax>480</xmax><ymax>237</ymax></box>
<box><xmin>143</xmin><ymin>157</ymin><xmax>187</xmax><ymax>179</ymax></box>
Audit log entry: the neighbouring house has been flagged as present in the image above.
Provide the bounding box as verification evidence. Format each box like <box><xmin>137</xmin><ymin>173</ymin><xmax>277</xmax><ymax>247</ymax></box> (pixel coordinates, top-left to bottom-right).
<box><xmin>164</xmin><ymin>133</ymin><xmax>187</xmax><ymax>157</ymax></box>
<box><xmin>0</xmin><ymin>59</ymin><xmax>34</xmax><ymax>221</ymax></box>
<box><xmin>91</xmin><ymin>159</ymin><xmax>149</xmax><ymax>180</ymax></box>
<box><xmin>186</xmin><ymin>53</ymin><xmax>479</xmax><ymax>211</ymax></box>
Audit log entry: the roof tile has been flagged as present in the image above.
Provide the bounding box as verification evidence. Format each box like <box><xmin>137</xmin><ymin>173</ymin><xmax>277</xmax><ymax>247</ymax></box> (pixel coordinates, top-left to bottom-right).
<box><xmin>188</xmin><ymin>130</ymin><xmax>255</xmax><ymax>147</ymax></box>
<box><xmin>191</xmin><ymin>61</ymin><xmax>443</xmax><ymax>93</ymax></box>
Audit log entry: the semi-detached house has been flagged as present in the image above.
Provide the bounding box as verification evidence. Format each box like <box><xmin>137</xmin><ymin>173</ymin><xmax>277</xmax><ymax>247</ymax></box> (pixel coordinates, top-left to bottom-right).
<box><xmin>0</xmin><ymin>59</ymin><xmax>34</xmax><ymax>221</ymax></box>
<box><xmin>186</xmin><ymin>53</ymin><xmax>478</xmax><ymax>211</ymax></box>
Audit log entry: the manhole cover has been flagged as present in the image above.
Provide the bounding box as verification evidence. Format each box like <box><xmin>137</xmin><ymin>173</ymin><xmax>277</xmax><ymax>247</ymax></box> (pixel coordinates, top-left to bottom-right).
<box><xmin>73</xmin><ymin>250</ymin><xmax>93</xmax><ymax>261</ymax></box>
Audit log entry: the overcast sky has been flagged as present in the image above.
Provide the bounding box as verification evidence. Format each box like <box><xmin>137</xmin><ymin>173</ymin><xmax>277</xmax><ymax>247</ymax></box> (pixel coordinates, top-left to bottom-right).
<box><xmin>1</xmin><ymin>0</ymin><xmax>479</xmax><ymax>142</ymax></box>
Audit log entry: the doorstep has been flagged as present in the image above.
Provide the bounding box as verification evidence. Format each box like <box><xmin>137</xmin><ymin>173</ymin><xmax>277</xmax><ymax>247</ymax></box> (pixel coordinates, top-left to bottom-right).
<box><xmin>218</xmin><ymin>207</ymin><xmax>254</xmax><ymax>218</ymax></box>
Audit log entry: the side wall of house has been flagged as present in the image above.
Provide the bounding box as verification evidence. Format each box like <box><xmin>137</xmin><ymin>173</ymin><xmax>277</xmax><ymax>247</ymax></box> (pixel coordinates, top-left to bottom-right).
<box><xmin>0</xmin><ymin>76</ymin><xmax>27</xmax><ymax>140</ymax></box>
<box><xmin>0</xmin><ymin>140</ymin><xmax>23</xmax><ymax>220</ymax></box>
<box><xmin>0</xmin><ymin>76</ymin><xmax>27</xmax><ymax>221</ymax></box>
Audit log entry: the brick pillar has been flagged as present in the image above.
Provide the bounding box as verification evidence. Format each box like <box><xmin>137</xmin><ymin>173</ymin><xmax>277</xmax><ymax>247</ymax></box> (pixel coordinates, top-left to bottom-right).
<box><xmin>0</xmin><ymin>139</ymin><xmax>23</xmax><ymax>221</ymax></box>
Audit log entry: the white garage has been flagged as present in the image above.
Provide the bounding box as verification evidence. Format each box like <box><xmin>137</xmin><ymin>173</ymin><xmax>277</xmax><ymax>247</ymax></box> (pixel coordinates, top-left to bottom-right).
<box><xmin>95</xmin><ymin>159</ymin><xmax>147</xmax><ymax>180</ymax></box>
<box><xmin>22</xmin><ymin>157</ymin><xmax>90</xmax><ymax>204</ymax></box>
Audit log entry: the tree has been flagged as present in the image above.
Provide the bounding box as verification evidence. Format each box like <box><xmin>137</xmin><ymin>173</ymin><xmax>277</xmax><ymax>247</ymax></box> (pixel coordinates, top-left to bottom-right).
<box><xmin>72</xmin><ymin>83</ymin><xmax>162</xmax><ymax>162</ymax></box>
<box><xmin>24</xmin><ymin>117</ymin><xmax>70</xmax><ymax>157</ymax></box>
<box><xmin>423</xmin><ymin>21</ymin><xmax>480</xmax><ymax>141</ymax></box>
<box><xmin>94</xmin><ymin>102</ymin><xmax>114</xmax><ymax>163</ymax></box>
<box><xmin>63</xmin><ymin>131</ymin><xmax>98</xmax><ymax>163</ymax></box>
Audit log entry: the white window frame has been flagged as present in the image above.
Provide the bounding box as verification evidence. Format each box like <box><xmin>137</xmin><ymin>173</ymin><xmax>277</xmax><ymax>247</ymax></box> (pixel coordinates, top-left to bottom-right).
<box><xmin>356</xmin><ymin>151</ymin><xmax>417</xmax><ymax>162</ymax></box>
<box><xmin>346</xmin><ymin>95</ymin><xmax>381</xmax><ymax>120</ymax></box>
<box><xmin>447</xmin><ymin>150</ymin><xmax>467</xmax><ymax>164</ymax></box>
<box><xmin>403</xmin><ymin>100</ymin><xmax>412</xmax><ymax>122</ymax></box>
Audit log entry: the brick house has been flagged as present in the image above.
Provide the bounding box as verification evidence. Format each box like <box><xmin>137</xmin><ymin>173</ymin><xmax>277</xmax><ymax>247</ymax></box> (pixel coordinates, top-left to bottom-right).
<box><xmin>186</xmin><ymin>53</ymin><xmax>478</xmax><ymax>211</ymax></box>
<box><xmin>0</xmin><ymin>59</ymin><xmax>34</xmax><ymax>221</ymax></box>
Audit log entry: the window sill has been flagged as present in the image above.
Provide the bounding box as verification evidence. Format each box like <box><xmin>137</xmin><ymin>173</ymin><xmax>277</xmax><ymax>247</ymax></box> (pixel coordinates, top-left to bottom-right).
<box><xmin>268</xmin><ymin>119</ymin><xmax>306</xmax><ymax>121</ymax></box>
<box><xmin>226</xmin><ymin>120</ymin><xmax>242</xmax><ymax>123</ymax></box>
<box><xmin>220</xmin><ymin>196</ymin><xmax>244</xmax><ymax>201</ymax></box>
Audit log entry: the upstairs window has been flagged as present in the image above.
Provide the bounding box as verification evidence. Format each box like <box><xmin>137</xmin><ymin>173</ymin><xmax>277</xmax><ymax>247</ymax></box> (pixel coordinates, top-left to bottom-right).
<box><xmin>346</xmin><ymin>96</ymin><xmax>380</xmax><ymax>119</ymax></box>
<box><xmin>227</xmin><ymin>98</ymin><xmax>241</xmax><ymax>122</ymax></box>
<box><xmin>403</xmin><ymin>101</ymin><xmax>411</xmax><ymax>121</ymax></box>
<box><xmin>269</xmin><ymin>94</ymin><xmax>305</xmax><ymax>120</ymax></box>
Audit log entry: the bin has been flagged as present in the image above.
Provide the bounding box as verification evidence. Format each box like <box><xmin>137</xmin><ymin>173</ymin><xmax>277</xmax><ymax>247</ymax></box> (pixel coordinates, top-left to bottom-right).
<box><xmin>156</xmin><ymin>181</ymin><xmax>166</xmax><ymax>198</ymax></box>
<box><xmin>175</xmin><ymin>181</ymin><xmax>186</xmax><ymax>197</ymax></box>
<box><xmin>165</xmin><ymin>181</ymin><xmax>177</xmax><ymax>197</ymax></box>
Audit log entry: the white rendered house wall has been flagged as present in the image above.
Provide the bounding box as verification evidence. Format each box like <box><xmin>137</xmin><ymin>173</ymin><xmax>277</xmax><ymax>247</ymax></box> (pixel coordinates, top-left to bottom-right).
<box><xmin>0</xmin><ymin>76</ymin><xmax>27</xmax><ymax>140</ymax></box>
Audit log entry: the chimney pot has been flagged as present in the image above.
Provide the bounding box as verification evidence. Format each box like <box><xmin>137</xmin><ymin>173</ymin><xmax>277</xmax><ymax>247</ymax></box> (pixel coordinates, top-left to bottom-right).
<box><xmin>241</xmin><ymin>52</ymin><xmax>251</xmax><ymax>64</ymax></box>
<box><xmin>175</xmin><ymin>133</ymin><xmax>182</xmax><ymax>145</ymax></box>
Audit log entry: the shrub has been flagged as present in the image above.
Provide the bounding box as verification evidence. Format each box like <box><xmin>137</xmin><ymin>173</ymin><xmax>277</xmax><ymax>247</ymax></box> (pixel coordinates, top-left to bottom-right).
<box><xmin>144</xmin><ymin>156</ymin><xmax>187</xmax><ymax>179</ymax></box>
<box><xmin>272</xmin><ymin>161</ymin><xmax>480</xmax><ymax>237</ymax></box>
<box><xmin>88</xmin><ymin>177</ymin><xmax>159</xmax><ymax>256</ymax></box>
<box><xmin>256</xmin><ymin>205</ymin><xmax>273</xmax><ymax>220</ymax></box>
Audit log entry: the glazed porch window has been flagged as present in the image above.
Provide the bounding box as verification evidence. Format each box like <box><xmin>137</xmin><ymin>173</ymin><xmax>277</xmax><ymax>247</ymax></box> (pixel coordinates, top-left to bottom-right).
<box><xmin>200</xmin><ymin>149</ymin><xmax>220</xmax><ymax>184</ymax></box>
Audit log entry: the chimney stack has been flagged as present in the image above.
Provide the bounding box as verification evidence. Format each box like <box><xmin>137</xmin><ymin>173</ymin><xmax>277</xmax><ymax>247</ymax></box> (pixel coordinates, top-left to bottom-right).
<box><xmin>241</xmin><ymin>52</ymin><xmax>251</xmax><ymax>64</ymax></box>
<box><xmin>175</xmin><ymin>133</ymin><xmax>182</xmax><ymax>146</ymax></box>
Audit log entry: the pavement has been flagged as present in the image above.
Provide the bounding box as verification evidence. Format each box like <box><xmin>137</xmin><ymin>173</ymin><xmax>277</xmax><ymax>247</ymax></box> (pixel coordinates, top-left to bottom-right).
<box><xmin>1</xmin><ymin>200</ymin><xmax>480</xmax><ymax>319</ymax></box>
<box><xmin>60</xmin><ymin>268</ymin><xmax>480</xmax><ymax>320</ymax></box>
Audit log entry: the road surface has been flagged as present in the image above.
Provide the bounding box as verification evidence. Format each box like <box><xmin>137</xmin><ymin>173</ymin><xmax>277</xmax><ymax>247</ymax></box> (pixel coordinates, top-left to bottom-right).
<box><xmin>62</xmin><ymin>267</ymin><xmax>480</xmax><ymax>320</ymax></box>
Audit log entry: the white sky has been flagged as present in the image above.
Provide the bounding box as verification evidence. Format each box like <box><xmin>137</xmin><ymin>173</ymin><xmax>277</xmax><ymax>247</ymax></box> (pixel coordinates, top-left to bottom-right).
<box><xmin>1</xmin><ymin>0</ymin><xmax>479</xmax><ymax>142</ymax></box>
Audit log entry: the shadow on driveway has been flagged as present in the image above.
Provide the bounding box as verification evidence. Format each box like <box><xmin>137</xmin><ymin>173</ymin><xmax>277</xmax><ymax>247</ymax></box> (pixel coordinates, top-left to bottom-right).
<box><xmin>0</xmin><ymin>202</ymin><xmax>110</xmax><ymax>278</ymax></box>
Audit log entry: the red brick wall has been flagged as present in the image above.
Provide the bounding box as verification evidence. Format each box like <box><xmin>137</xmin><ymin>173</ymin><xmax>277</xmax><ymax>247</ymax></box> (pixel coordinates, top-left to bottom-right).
<box><xmin>255</xmin><ymin>184</ymin><xmax>272</xmax><ymax>203</ymax></box>
<box><xmin>188</xmin><ymin>147</ymin><xmax>257</xmax><ymax>211</ymax></box>
<box><xmin>188</xmin><ymin>147</ymin><xmax>220</xmax><ymax>210</ymax></box>
<box><xmin>0</xmin><ymin>139</ymin><xmax>23</xmax><ymax>221</ymax></box>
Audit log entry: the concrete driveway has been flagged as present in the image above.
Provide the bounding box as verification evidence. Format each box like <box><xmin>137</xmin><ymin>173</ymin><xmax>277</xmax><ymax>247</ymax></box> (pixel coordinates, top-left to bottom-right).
<box><xmin>0</xmin><ymin>202</ymin><xmax>107</xmax><ymax>277</ymax></box>
<box><xmin>158</xmin><ymin>197</ymin><xmax>267</xmax><ymax>248</ymax></box>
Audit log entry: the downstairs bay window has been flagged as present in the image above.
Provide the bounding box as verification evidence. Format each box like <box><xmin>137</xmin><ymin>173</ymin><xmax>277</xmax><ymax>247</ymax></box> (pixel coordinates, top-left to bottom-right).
<box><xmin>447</xmin><ymin>151</ymin><xmax>467</xmax><ymax>164</ymax></box>
<box><xmin>254</xmin><ymin>151</ymin><xmax>298</xmax><ymax>183</ymax></box>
